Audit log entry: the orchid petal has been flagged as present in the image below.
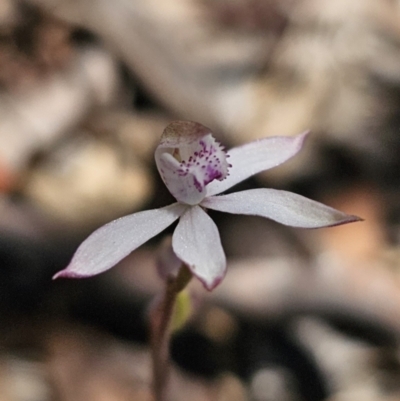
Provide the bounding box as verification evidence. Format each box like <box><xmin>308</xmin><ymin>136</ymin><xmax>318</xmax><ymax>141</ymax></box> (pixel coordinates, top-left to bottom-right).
<box><xmin>172</xmin><ymin>205</ymin><xmax>226</xmax><ymax>290</ymax></box>
<box><xmin>54</xmin><ymin>203</ymin><xmax>188</xmax><ymax>279</ymax></box>
<box><xmin>206</xmin><ymin>132</ymin><xmax>308</xmax><ymax>197</ymax></box>
<box><xmin>202</xmin><ymin>189</ymin><xmax>362</xmax><ymax>228</ymax></box>
<box><xmin>155</xmin><ymin>121</ymin><xmax>229</xmax><ymax>205</ymax></box>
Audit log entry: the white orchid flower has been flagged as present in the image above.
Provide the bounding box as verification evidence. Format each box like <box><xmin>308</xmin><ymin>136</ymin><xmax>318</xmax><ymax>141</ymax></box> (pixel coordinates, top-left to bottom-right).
<box><xmin>54</xmin><ymin>121</ymin><xmax>361</xmax><ymax>290</ymax></box>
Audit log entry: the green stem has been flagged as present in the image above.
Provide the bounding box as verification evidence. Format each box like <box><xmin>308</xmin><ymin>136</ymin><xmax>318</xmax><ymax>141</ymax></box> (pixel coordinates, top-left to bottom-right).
<box><xmin>150</xmin><ymin>265</ymin><xmax>192</xmax><ymax>401</ymax></box>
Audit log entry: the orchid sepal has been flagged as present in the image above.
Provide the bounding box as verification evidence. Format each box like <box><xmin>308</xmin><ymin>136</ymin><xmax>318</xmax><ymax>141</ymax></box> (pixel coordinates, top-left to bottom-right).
<box><xmin>201</xmin><ymin>189</ymin><xmax>362</xmax><ymax>228</ymax></box>
<box><xmin>172</xmin><ymin>205</ymin><xmax>226</xmax><ymax>290</ymax></box>
<box><xmin>54</xmin><ymin>203</ymin><xmax>188</xmax><ymax>279</ymax></box>
<box><xmin>206</xmin><ymin>131</ymin><xmax>308</xmax><ymax>197</ymax></box>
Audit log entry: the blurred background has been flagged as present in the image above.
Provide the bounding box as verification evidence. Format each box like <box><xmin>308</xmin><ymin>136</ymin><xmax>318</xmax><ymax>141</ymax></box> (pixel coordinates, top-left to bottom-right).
<box><xmin>1</xmin><ymin>0</ymin><xmax>400</xmax><ymax>400</ymax></box>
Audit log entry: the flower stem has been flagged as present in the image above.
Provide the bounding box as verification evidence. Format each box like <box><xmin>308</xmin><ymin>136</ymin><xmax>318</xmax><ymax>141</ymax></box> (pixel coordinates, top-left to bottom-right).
<box><xmin>150</xmin><ymin>264</ymin><xmax>192</xmax><ymax>401</ymax></box>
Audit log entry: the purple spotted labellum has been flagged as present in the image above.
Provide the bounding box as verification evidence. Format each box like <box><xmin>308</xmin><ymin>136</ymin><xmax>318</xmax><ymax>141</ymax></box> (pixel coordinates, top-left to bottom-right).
<box><xmin>155</xmin><ymin>121</ymin><xmax>230</xmax><ymax>205</ymax></box>
<box><xmin>54</xmin><ymin>121</ymin><xmax>361</xmax><ymax>290</ymax></box>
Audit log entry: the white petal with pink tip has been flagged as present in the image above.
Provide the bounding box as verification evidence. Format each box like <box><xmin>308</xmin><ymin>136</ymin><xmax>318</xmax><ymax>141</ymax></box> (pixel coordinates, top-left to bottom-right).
<box><xmin>202</xmin><ymin>189</ymin><xmax>361</xmax><ymax>228</ymax></box>
<box><xmin>54</xmin><ymin>203</ymin><xmax>188</xmax><ymax>279</ymax></box>
<box><xmin>172</xmin><ymin>205</ymin><xmax>226</xmax><ymax>290</ymax></box>
<box><xmin>206</xmin><ymin>132</ymin><xmax>308</xmax><ymax>197</ymax></box>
